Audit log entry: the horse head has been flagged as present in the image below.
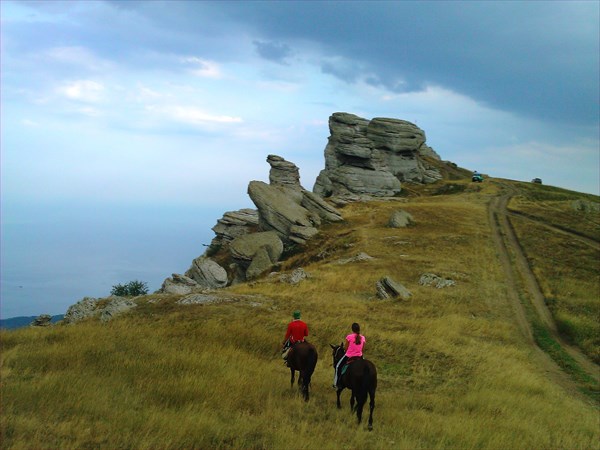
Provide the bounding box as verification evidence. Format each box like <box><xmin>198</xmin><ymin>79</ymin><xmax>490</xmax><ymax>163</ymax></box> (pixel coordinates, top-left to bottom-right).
<box><xmin>329</xmin><ymin>342</ymin><xmax>345</xmax><ymax>366</ymax></box>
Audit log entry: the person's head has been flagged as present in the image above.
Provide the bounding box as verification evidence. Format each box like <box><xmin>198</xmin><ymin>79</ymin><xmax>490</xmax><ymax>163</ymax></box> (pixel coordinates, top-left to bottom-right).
<box><xmin>293</xmin><ymin>310</ymin><xmax>301</xmax><ymax>320</ymax></box>
<box><xmin>351</xmin><ymin>322</ymin><xmax>361</xmax><ymax>344</ymax></box>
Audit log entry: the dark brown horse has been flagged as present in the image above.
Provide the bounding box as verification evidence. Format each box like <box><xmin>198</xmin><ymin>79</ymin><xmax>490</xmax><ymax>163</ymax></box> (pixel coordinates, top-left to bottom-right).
<box><xmin>330</xmin><ymin>343</ymin><xmax>377</xmax><ymax>430</ymax></box>
<box><xmin>286</xmin><ymin>341</ymin><xmax>318</xmax><ymax>401</ymax></box>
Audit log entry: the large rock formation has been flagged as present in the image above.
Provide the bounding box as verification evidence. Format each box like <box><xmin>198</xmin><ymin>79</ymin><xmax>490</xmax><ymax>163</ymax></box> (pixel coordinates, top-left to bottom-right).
<box><xmin>247</xmin><ymin>155</ymin><xmax>342</xmax><ymax>245</ymax></box>
<box><xmin>314</xmin><ymin>112</ymin><xmax>442</xmax><ymax>199</ymax></box>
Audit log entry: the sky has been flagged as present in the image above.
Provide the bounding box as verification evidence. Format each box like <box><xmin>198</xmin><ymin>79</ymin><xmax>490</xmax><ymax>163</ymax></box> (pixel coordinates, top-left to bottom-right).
<box><xmin>1</xmin><ymin>0</ymin><xmax>599</xmax><ymax>318</ymax></box>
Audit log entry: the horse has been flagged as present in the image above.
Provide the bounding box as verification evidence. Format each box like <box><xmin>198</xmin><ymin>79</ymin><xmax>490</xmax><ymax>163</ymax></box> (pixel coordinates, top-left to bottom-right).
<box><xmin>330</xmin><ymin>343</ymin><xmax>377</xmax><ymax>430</ymax></box>
<box><xmin>286</xmin><ymin>341</ymin><xmax>318</xmax><ymax>401</ymax></box>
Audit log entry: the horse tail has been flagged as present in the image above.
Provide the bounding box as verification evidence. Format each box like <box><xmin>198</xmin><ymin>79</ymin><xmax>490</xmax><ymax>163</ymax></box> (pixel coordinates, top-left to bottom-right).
<box><xmin>356</xmin><ymin>361</ymin><xmax>371</xmax><ymax>412</ymax></box>
<box><xmin>303</xmin><ymin>346</ymin><xmax>318</xmax><ymax>388</ymax></box>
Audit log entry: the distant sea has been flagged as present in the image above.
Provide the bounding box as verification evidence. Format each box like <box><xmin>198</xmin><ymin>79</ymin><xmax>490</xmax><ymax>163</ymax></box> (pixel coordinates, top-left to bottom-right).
<box><xmin>0</xmin><ymin>201</ymin><xmax>241</xmax><ymax>319</ymax></box>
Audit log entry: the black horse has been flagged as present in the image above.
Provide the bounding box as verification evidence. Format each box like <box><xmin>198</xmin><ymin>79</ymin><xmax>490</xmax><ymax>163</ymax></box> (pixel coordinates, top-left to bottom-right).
<box><xmin>286</xmin><ymin>341</ymin><xmax>318</xmax><ymax>401</ymax></box>
<box><xmin>330</xmin><ymin>343</ymin><xmax>377</xmax><ymax>430</ymax></box>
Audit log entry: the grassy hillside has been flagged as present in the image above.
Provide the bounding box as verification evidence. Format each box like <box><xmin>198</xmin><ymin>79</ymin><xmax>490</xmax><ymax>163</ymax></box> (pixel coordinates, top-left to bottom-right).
<box><xmin>1</xmin><ymin>178</ymin><xmax>598</xmax><ymax>449</ymax></box>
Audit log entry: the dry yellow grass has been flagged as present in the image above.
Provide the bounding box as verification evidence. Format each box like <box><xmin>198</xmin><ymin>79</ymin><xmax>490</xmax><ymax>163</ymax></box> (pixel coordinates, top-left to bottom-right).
<box><xmin>1</xmin><ymin>181</ymin><xmax>599</xmax><ymax>449</ymax></box>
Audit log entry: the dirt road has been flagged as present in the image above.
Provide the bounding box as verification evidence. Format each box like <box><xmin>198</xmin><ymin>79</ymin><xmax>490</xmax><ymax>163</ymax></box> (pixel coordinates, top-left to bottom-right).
<box><xmin>488</xmin><ymin>187</ymin><xmax>599</xmax><ymax>388</ymax></box>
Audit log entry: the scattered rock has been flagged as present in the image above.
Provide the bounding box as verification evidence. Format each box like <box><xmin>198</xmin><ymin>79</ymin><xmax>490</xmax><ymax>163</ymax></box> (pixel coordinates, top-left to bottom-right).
<box><xmin>376</xmin><ymin>276</ymin><xmax>412</xmax><ymax>300</ymax></box>
<box><xmin>158</xmin><ymin>273</ymin><xmax>199</xmax><ymax>295</ymax></box>
<box><xmin>64</xmin><ymin>297</ymin><xmax>99</xmax><ymax>323</ymax></box>
<box><xmin>419</xmin><ymin>273</ymin><xmax>456</xmax><ymax>288</ymax></box>
<box><xmin>389</xmin><ymin>209</ymin><xmax>415</xmax><ymax>228</ymax></box>
<box><xmin>30</xmin><ymin>314</ymin><xmax>52</xmax><ymax>327</ymax></box>
<box><xmin>185</xmin><ymin>256</ymin><xmax>228</xmax><ymax>289</ymax></box>
<box><xmin>279</xmin><ymin>268</ymin><xmax>310</xmax><ymax>284</ymax></box>
<box><xmin>336</xmin><ymin>252</ymin><xmax>374</xmax><ymax>264</ymax></box>
<box><xmin>100</xmin><ymin>297</ymin><xmax>137</xmax><ymax>322</ymax></box>
<box><xmin>64</xmin><ymin>295</ymin><xmax>137</xmax><ymax>323</ymax></box>
<box><xmin>177</xmin><ymin>294</ymin><xmax>222</xmax><ymax>305</ymax></box>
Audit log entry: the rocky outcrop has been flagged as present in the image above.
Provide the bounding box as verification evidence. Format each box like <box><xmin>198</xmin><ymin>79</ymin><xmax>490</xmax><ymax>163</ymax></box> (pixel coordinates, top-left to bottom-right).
<box><xmin>247</xmin><ymin>155</ymin><xmax>343</xmax><ymax>245</ymax></box>
<box><xmin>314</xmin><ymin>112</ymin><xmax>442</xmax><ymax>199</ymax></box>
<box><xmin>376</xmin><ymin>276</ymin><xmax>412</xmax><ymax>300</ymax></box>
<box><xmin>185</xmin><ymin>256</ymin><xmax>228</xmax><ymax>289</ymax></box>
<box><xmin>158</xmin><ymin>273</ymin><xmax>199</xmax><ymax>295</ymax></box>
<box><xmin>230</xmin><ymin>231</ymin><xmax>283</xmax><ymax>281</ymax></box>
<box><xmin>419</xmin><ymin>273</ymin><xmax>456</xmax><ymax>288</ymax></box>
<box><xmin>209</xmin><ymin>209</ymin><xmax>259</xmax><ymax>252</ymax></box>
<box><xmin>30</xmin><ymin>314</ymin><xmax>52</xmax><ymax>327</ymax></box>
<box><xmin>64</xmin><ymin>296</ymin><xmax>136</xmax><ymax>323</ymax></box>
<box><xmin>389</xmin><ymin>210</ymin><xmax>415</xmax><ymax>228</ymax></box>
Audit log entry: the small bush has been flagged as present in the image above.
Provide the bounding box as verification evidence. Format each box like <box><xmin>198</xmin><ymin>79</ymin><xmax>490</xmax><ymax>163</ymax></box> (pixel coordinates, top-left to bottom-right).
<box><xmin>110</xmin><ymin>280</ymin><xmax>149</xmax><ymax>297</ymax></box>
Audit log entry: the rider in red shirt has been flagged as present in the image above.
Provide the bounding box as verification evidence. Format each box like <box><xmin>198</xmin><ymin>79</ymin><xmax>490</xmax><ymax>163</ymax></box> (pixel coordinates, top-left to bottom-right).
<box><xmin>283</xmin><ymin>310</ymin><xmax>308</xmax><ymax>346</ymax></box>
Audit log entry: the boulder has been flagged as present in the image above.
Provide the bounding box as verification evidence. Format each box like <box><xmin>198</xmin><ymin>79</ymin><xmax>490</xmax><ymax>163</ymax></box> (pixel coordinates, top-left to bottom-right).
<box><xmin>64</xmin><ymin>297</ymin><xmax>99</xmax><ymax>323</ymax></box>
<box><xmin>267</xmin><ymin>154</ymin><xmax>302</xmax><ymax>189</ymax></box>
<box><xmin>185</xmin><ymin>257</ymin><xmax>228</xmax><ymax>289</ymax></box>
<box><xmin>100</xmin><ymin>297</ymin><xmax>137</xmax><ymax>322</ymax></box>
<box><xmin>278</xmin><ymin>268</ymin><xmax>309</xmax><ymax>285</ymax></box>
<box><xmin>30</xmin><ymin>314</ymin><xmax>52</xmax><ymax>327</ymax></box>
<box><xmin>158</xmin><ymin>273</ymin><xmax>199</xmax><ymax>295</ymax></box>
<box><xmin>419</xmin><ymin>273</ymin><xmax>456</xmax><ymax>289</ymax></box>
<box><xmin>376</xmin><ymin>276</ymin><xmax>412</xmax><ymax>300</ymax></box>
<box><xmin>210</xmin><ymin>209</ymin><xmax>259</xmax><ymax>249</ymax></box>
<box><xmin>314</xmin><ymin>112</ymin><xmax>442</xmax><ymax>199</ymax></box>
<box><xmin>230</xmin><ymin>231</ymin><xmax>283</xmax><ymax>263</ymax></box>
<box><xmin>246</xmin><ymin>246</ymin><xmax>275</xmax><ymax>280</ymax></box>
<box><xmin>389</xmin><ymin>210</ymin><xmax>415</xmax><ymax>228</ymax></box>
<box><xmin>301</xmin><ymin>190</ymin><xmax>344</xmax><ymax>223</ymax></box>
<box><xmin>248</xmin><ymin>180</ymin><xmax>319</xmax><ymax>241</ymax></box>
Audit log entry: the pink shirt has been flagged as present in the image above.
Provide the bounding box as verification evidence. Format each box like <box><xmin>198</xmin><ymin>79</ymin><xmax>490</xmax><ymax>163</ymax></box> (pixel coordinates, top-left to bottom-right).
<box><xmin>345</xmin><ymin>333</ymin><xmax>365</xmax><ymax>357</ymax></box>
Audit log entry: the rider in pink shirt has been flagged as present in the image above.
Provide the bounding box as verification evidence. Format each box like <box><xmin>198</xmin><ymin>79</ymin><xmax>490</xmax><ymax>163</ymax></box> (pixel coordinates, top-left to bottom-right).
<box><xmin>333</xmin><ymin>322</ymin><xmax>365</xmax><ymax>387</ymax></box>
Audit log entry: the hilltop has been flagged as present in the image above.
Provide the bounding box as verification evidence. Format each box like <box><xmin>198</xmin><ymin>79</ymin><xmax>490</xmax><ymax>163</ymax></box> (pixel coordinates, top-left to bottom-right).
<box><xmin>2</xmin><ymin>170</ymin><xmax>598</xmax><ymax>448</ymax></box>
<box><xmin>2</xmin><ymin>113</ymin><xmax>599</xmax><ymax>449</ymax></box>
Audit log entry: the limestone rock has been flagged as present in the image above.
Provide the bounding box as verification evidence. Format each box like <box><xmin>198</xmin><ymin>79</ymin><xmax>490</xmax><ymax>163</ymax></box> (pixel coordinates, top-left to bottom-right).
<box><xmin>210</xmin><ymin>209</ymin><xmax>259</xmax><ymax>251</ymax></box>
<box><xmin>336</xmin><ymin>252</ymin><xmax>374</xmax><ymax>264</ymax></box>
<box><xmin>389</xmin><ymin>210</ymin><xmax>415</xmax><ymax>228</ymax></box>
<box><xmin>419</xmin><ymin>273</ymin><xmax>456</xmax><ymax>288</ymax></box>
<box><xmin>248</xmin><ymin>180</ymin><xmax>319</xmax><ymax>241</ymax></box>
<box><xmin>30</xmin><ymin>314</ymin><xmax>52</xmax><ymax>327</ymax></box>
<box><xmin>185</xmin><ymin>256</ymin><xmax>228</xmax><ymax>289</ymax></box>
<box><xmin>267</xmin><ymin>154</ymin><xmax>302</xmax><ymax>189</ymax></box>
<box><xmin>278</xmin><ymin>268</ymin><xmax>309</xmax><ymax>285</ymax></box>
<box><xmin>64</xmin><ymin>297</ymin><xmax>99</xmax><ymax>323</ymax></box>
<box><xmin>314</xmin><ymin>112</ymin><xmax>442</xmax><ymax>199</ymax></box>
<box><xmin>246</xmin><ymin>246</ymin><xmax>275</xmax><ymax>280</ymax></box>
<box><xmin>301</xmin><ymin>190</ymin><xmax>343</xmax><ymax>223</ymax></box>
<box><xmin>376</xmin><ymin>276</ymin><xmax>411</xmax><ymax>300</ymax></box>
<box><xmin>230</xmin><ymin>231</ymin><xmax>283</xmax><ymax>263</ymax></box>
<box><xmin>158</xmin><ymin>273</ymin><xmax>199</xmax><ymax>295</ymax></box>
<box><xmin>100</xmin><ymin>297</ymin><xmax>137</xmax><ymax>322</ymax></box>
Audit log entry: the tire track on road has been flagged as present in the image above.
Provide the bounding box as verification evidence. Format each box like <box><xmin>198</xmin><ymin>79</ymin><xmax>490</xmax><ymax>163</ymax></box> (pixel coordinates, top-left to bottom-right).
<box><xmin>489</xmin><ymin>191</ymin><xmax>600</xmax><ymax>387</ymax></box>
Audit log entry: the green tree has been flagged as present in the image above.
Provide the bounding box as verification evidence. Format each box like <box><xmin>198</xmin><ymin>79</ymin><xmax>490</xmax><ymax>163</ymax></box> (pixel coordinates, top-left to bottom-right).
<box><xmin>110</xmin><ymin>280</ymin><xmax>149</xmax><ymax>297</ymax></box>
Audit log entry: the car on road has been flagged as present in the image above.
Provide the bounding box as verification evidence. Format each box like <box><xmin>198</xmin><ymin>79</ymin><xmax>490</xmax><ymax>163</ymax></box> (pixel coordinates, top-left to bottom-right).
<box><xmin>532</xmin><ymin>178</ymin><xmax>542</xmax><ymax>184</ymax></box>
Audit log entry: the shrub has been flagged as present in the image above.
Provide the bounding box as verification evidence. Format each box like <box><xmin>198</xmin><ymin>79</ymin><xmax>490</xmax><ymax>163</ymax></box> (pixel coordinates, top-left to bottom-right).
<box><xmin>110</xmin><ymin>280</ymin><xmax>149</xmax><ymax>297</ymax></box>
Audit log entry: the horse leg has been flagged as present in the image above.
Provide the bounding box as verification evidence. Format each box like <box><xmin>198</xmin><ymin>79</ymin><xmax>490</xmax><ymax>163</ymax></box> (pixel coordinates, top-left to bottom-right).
<box><xmin>336</xmin><ymin>388</ymin><xmax>343</xmax><ymax>409</ymax></box>
<box><xmin>290</xmin><ymin>368</ymin><xmax>295</xmax><ymax>389</ymax></box>
<box><xmin>368</xmin><ymin>389</ymin><xmax>375</xmax><ymax>431</ymax></box>
<box><xmin>350</xmin><ymin>393</ymin><xmax>356</xmax><ymax>412</ymax></box>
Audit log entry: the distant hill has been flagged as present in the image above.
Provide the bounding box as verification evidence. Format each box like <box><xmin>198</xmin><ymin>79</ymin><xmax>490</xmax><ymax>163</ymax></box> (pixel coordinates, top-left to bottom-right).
<box><xmin>0</xmin><ymin>314</ymin><xmax>64</xmax><ymax>330</ymax></box>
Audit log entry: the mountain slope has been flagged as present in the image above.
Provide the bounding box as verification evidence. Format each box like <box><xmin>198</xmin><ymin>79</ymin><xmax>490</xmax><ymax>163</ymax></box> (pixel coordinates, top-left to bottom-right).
<box><xmin>1</xmin><ymin>177</ymin><xmax>598</xmax><ymax>449</ymax></box>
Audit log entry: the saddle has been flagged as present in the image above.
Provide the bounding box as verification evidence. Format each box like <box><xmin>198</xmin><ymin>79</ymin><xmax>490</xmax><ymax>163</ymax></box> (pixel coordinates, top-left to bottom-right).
<box><xmin>341</xmin><ymin>356</ymin><xmax>362</xmax><ymax>376</ymax></box>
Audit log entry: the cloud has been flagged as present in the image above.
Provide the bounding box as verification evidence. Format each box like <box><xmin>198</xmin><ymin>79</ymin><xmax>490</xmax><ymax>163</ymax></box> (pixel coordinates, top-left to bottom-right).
<box><xmin>253</xmin><ymin>40</ymin><xmax>291</xmax><ymax>64</ymax></box>
<box><xmin>145</xmin><ymin>105</ymin><xmax>243</xmax><ymax>126</ymax></box>
<box><xmin>181</xmin><ymin>57</ymin><xmax>222</xmax><ymax>78</ymax></box>
<box><xmin>57</xmin><ymin>80</ymin><xmax>105</xmax><ymax>102</ymax></box>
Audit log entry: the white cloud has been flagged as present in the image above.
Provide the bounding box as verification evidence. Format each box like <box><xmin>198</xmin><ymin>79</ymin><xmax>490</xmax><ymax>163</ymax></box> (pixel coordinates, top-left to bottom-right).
<box><xmin>182</xmin><ymin>57</ymin><xmax>222</xmax><ymax>78</ymax></box>
<box><xmin>57</xmin><ymin>80</ymin><xmax>105</xmax><ymax>102</ymax></box>
<box><xmin>146</xmin><ymin>105</ymin><xmax>242</xmax><ymax>126</ymax></box>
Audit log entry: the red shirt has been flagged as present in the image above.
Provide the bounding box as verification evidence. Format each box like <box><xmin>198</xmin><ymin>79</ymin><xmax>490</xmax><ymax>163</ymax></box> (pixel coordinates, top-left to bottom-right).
<box><xmin>284</xmin><ymin>320</ymin><xmax>308</xmax><ymax>343</ymax></box>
